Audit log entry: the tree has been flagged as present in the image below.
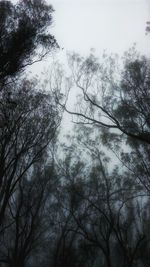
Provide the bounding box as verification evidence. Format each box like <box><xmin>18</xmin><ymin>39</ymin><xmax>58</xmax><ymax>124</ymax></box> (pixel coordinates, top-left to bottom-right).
<box><xmin>54</xmin><ymin>50</ymin><xmax>150</xmax><ymax>194</ymax></box>
<box><xmin>0</xmin><ymin>79</ymin><xmax>61</xmax><ymax>227</ymax></box>
<box><xmin>146</xmin><ymin>21</ymin><xmax>150</xmax><ymax>34</ymax></box>
<box><xmin>53</xmin><ymin>124</ymin><xmax>148</xmax><ymax>267</ymax></box>
<box><xmin>0</xmin><ymin>0</ymin><xmax>58</xmax><ymax>86</ymax></box>
<box><xmin>59</xmin><ymin>51</ymin><xmax>150</xmax><ymax>145</ymax></box>
<box><xmin>0</xmin><ymin>163</ymin><xmax>54</xmax><ymax>267</ymax></box>
<box><xmin>0</xmin><ymin>1</ymin><xmax>62</xmax><ymax>266</ymax></box>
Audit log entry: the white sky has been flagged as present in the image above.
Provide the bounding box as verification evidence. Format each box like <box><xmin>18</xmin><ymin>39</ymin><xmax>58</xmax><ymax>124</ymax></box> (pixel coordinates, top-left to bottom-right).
<box><xmin>49</xmin><ymin>0</ymin><xmax>150</xmax><ymax>56</ymax></box>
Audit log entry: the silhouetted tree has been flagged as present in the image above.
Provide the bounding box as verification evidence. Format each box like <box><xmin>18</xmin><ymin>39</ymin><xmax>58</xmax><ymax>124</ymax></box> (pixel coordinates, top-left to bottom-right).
<box><xmin>0</xmin><ymin>163</ymin><xmax>54</xmax><ymax>267</ymax></box>
<box><xmin>0</xmin><ymin>79</ymin><xmax>61</xmax><ymax>227</ymax></box>
<box><xmin>59</xmin><ymin>51</ymin><xmax>150</xmax><ymax>145</ymax></box>
<box><xmin>0</xmin><ymin>0</ymin><xmax>58</xmax><ymax>86</ymax></box>
<box><xmin>53</xmin><ymin>125</ymin><xmax>148</xmax><ymax>267</ymax></box>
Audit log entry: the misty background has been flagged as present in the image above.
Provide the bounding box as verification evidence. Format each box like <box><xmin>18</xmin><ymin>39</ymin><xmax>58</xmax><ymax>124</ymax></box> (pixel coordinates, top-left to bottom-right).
<box><xmin>0</xmin><ymin>1</ymin><xmax>150</xmax><ymax>267</ymax></box>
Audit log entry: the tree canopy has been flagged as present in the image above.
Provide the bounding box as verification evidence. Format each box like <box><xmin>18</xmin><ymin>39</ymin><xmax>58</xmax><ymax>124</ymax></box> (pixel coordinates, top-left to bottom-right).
<box><xmin>0</xmin><ymin>1</ymin><xmax>150</xmax><ymax>267</ymax></box>
<box><xmin>0</xmin><ymin>0</ymin><xmax>58</xmax><ymax>85</ymax></box>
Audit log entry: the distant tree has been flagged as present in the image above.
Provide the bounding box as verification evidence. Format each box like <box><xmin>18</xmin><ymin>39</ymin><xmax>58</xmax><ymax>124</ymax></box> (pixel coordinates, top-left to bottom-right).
<box><xmin>146</xmin><ymin>21</ymin><xmax>150</xmax><ymax>34</ymax></box>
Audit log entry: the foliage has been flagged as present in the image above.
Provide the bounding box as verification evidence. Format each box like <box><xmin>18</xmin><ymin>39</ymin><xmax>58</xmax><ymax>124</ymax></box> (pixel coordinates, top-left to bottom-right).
<box><xmin>0</xmin><ymin>0</ymin><xmax>58</xmax><ymax>85</ymax></box>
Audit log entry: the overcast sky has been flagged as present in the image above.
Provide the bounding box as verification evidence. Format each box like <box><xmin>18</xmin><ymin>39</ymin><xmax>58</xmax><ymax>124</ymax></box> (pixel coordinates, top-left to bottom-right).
<box><xmin>49</xmin><ymin>0</ymin><xmax>149</xmax><ymax>57</ymax></box>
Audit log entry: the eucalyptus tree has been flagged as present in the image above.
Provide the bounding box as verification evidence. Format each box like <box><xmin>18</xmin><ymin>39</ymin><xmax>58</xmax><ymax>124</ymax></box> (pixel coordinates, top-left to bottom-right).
<box><xmin>54</xmin><ymin>124</ymin><xmax>148</xmax><ymax>267</ymax></box>
<box><xmin>0</xmin><ymin>0</ymin><xmax>58</xmax><ymax>86</ymax></box>
<box><xmin>58</xmin><ymin>50</ymin><xmax>150</xmax><ymax>145</ymax></box>
<box><xmin>0</xmin><ymin>79</ymin><xmax>61</xmax><ymax>227</ymax></box>
<box><xmin>0</xmin><ymin>163</ymin><xmax>54</xmax><ymax>267</ymax></box>
<box><xmin>55</xmin><ymin>50</ymin><xmax>150</xmax><ymax>193</ymax></box>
